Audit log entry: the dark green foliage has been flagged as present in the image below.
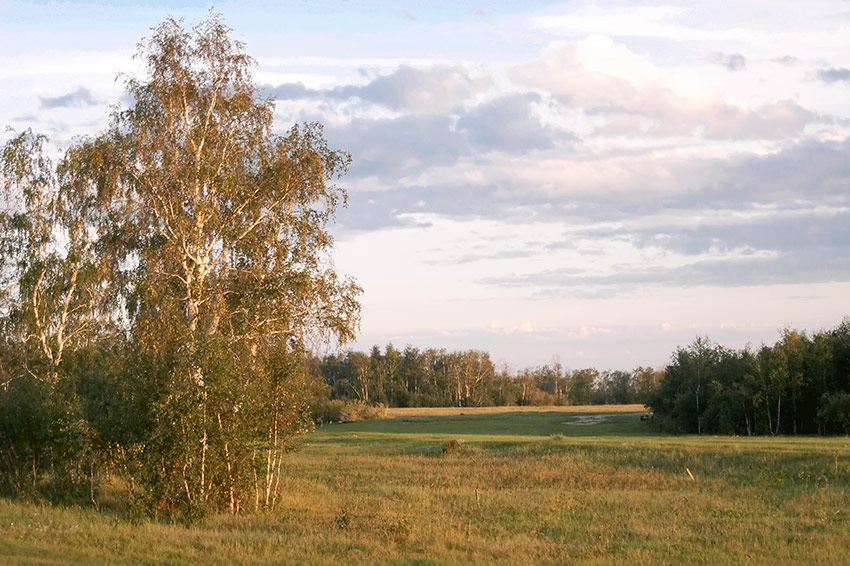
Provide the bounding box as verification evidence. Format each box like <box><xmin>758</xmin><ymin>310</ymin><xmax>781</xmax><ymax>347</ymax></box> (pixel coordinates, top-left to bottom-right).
<box><xmin>648</xmin><ymin>319</ymin><xmax>850</xmax><ymax>435</ymax></box>
<box><xmin>321</xmin><ymin>346</ymin><xmax>502</xmax><ymax>408</ymax></box>
<box><xmin>817</xmin><ymin>392</ymin><xmax>850</xmax><ymax>433</ymax></box>
<box><xmin>0</xmin><ymin>370</ymin><xmax>96</xmax><ymax>503</ymax></box>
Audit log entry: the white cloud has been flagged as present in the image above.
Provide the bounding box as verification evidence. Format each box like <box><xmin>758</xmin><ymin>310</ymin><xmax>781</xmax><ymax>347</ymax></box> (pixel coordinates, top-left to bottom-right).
<box><xmin>350</xmin><ymin>64</ymin><xmax>493</xmax><ymax>113</ymax></box>
<box><xmin>510</xmin><ymin>36</ymin><xmax>820</xmax><ymax>139</ymax></box>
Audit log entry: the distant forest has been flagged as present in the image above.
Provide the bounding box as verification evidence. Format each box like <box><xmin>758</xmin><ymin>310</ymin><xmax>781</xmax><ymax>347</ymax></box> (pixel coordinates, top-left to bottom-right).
<box><xmin>316</xmin><ymin>348</ymin><xmax>660</xmax><ymax>408</ymax></box>
<box><xmin>316</xmin><ymin>318</ymin><xmax>850</xmax><ymax>435</ymax></box>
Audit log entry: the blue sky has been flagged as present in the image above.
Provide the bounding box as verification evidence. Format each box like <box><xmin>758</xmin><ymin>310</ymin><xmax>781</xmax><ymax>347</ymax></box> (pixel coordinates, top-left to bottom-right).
<box><xmin>2</xmin><ymin>1</ymin><xmax>849</xmax><ymax>370</ymax></box>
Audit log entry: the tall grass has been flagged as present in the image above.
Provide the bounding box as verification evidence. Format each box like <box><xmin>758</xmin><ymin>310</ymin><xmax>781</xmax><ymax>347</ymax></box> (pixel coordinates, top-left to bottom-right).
<box><xmin>2</xmin><ymin>406</ymin><xmax>849</xmax><ymax>565</ymax></box>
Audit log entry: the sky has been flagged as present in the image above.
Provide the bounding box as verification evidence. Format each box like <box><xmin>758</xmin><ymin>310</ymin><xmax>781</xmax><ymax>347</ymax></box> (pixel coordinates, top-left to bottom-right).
<box><xmin>1</xmin><ymin>1</ymin><xmax>849</xmax><ymax>371</ymax></box>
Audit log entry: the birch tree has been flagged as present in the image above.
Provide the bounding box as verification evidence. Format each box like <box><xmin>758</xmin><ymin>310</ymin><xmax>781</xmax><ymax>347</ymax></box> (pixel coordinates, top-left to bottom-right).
<box><xmin>0</xmin><ymin>129</ymin><xmax>117</xmax><ymax>498</ymax></box>
<box><xmin>68</xmin><ymin>14</ymin><xmax>361</xmax><ymax>514</ymax></box>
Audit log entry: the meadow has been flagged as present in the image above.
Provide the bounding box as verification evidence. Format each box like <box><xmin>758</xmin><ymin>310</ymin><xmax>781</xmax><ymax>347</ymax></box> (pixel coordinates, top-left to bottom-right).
<box><xmin>2</xmin><ymin>404</ymin><xmax>849</xmax><ymax>565</ymax></box>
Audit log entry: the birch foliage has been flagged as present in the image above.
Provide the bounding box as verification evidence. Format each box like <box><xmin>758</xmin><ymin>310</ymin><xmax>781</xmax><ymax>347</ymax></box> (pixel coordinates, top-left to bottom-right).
<box><xmin>0</xmin><ymin>14</ymin><xmax>360</xmax><ymax>514</ymax></box>
<box><xmin>101</xmin><ymin>15</ymin><xmax>360</xmax><ymax>514</ymax></box>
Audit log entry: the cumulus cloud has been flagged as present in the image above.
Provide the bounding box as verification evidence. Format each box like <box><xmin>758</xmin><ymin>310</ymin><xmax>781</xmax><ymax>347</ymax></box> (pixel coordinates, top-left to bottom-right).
<box><xmin>334</xmin><ymin>131</ymin><xmax>850</xmax><ymax>297</ymax></box>
<box><xmin>318</xmin><ymin>92</ymin><xmax>577</xmax><ymax>192</ymax></box>
<box><xmin>265</xmin><ymin>64</ymin><xmax>492</xmax><ymax>113</ymax></box>
<box><xmin>325</xmin><ymin>114</ymin><xmax>468</xmax><ymax>178</ymax></box>
<box><xmin>340</xmin><ymin>134</ymin><xmax>850</xmax><ymax>233</ymax></box>
<box><xmin>346</xmin><ymin>65</ymin><xmax>492</xmax><ymax>113</ymax></box>
<box><xmin>456</xmin><ymin>93</ymin><xmax>576</xmax><ymax>152</ymax></box>
<box><xmin>39</xmin><ymin>87</ymin><xmax>98</xmax><ymax>109</ymax></box>
<box><xmin>710</xmin><ymin>52</ymin><xmax>747</xmax><ymax>71</ymax></box>
<box><xmin>690</xmin><ymin>137</ymin><xmax>850</xmax><ymax>203</ymax></box>
<box><xmin>510</xmin><ymin>36</ymin><xmax>819</xmax><ymax>139</ymax></box>
<box><xmin>817</xmin><ymin>67</ymin><xmax>850</xmax><ymax>84</ymax></box>
<box><xmin>260</xmin><ymin>34</ymin><xmax>845</xmax><ymax>301</ymax></box>
<box><xmin>702</xmin><ymin>99</ymin><xmax>817</xmax><ymax>139</ymax></box>
<box><xmin>335</xmin><ymin>183</ymin><xmax>514</xmax><ymax>232</ymax></box>
<box><xmin>262</xmin><ymin>82</ymin><xmax>315</xmax><ymax>100</ymax></box>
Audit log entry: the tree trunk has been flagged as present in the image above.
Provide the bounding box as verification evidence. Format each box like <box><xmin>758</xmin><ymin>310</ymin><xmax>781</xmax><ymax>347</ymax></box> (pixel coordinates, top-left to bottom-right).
<box><xmin>695</xmin><ymin>382</ymin><xmax>702</xmax><ymax>434</ymax></box>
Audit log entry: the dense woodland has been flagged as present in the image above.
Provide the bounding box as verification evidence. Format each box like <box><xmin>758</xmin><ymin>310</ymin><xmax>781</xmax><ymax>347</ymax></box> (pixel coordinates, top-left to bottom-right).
<box><xmin>647</xmin><ymin>320</ymin><xmax>850</xmax><ymax>435</ymax></box>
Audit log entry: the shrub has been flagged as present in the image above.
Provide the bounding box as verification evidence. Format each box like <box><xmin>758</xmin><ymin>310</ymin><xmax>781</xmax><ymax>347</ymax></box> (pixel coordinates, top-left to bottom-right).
<box><xmin>313</xmin><ymin>400</ymin><xmax>346</xmax><ymax>423</ymax></box>
<box><xmin>312</xmin><ymin>400</ymin><xmax>387</xmax><ymax>422</ymax></box>
<box><xmin>341</xmin><ymin>401</ymin><xmax>387</xmax><ymax>421</ymax></box>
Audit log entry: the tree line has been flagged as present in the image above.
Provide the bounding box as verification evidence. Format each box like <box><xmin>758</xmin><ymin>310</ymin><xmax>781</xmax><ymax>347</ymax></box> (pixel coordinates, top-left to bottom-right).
<box><xmin>315</xmin><ymin>346</ymin><xmax>662</xmax><ymax>409</ymax></box>
<box><xmin>647</xmin><ymin>320</ymin><xmax>850</xmax><ymax>435</ymax></box>
<box><xmin>316</xmin><ymin>317</ymin><xmax>850</xmax><ymax>438</ymax></box>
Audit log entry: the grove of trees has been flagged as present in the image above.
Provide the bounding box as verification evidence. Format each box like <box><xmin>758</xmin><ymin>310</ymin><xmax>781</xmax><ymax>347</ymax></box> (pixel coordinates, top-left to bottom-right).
<box><xmin>647</xmin><ymin>320</ymin><xmax>850</xmax><ymax>435</ymax></box>
<box><xmin>0</xmin><ymin>15</ymin><xmax>359</xmax><ymax>517</ymax></box>
<box><xmin>316</xmin><ymin>345</ymin><xmax>662</xmax><ymax>409</ymax></box>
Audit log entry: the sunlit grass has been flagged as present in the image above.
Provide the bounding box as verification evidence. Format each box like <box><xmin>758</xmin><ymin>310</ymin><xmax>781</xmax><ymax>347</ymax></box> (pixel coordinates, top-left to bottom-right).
<box><xmin>2</xmin><ymin>405</ymin><xmax>850</xmax><ymax>564</ymax></box>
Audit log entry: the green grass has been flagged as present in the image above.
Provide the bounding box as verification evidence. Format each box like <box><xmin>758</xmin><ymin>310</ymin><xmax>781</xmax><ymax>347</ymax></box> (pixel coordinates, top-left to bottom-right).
<box><xmin>2</xmin><ymin>405</ymin><xmax>850</xmax><ymax>564</ymax></box>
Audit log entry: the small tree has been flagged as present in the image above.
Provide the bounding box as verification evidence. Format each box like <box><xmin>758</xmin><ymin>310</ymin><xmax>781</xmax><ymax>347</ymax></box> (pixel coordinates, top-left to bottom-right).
<box><xmin>0</xmin><ymin>130</ymin><xmax>117</xmax><ymax>500</ymax></box>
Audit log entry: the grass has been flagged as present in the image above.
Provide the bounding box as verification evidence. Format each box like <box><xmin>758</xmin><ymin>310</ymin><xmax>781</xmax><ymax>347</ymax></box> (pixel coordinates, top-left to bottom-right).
<box><xmin>2</xmin><ymin>405</ymin><xmax>850</xmax><ymax>564</ymax></box>
<box><xmin>383</xmin><ymin>403</ymin><xmax>646</xmax><ymax>418</ymax></box>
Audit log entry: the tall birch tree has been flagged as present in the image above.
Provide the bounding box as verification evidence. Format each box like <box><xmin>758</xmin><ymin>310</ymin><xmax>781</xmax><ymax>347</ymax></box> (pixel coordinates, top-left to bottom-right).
<box><xmin>70</xmin><ymin>14</ymin><xmax>360</xmax><ymax>513</ymax></box>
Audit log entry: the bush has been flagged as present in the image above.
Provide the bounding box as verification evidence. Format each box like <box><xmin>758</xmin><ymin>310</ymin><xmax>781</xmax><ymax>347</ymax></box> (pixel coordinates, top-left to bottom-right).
<box><xmin>441</xmin><ymin>439</ymin><xmax>463</xmax><ymax>455</ymax></box>
<box><xmin>313</xmin><ymin>400</ymin><xmax>345</xmax><ymax>423</ymax></box>
<box><xmin>312</xmin><ymin>400</ymin><xmax>387</xmax><ymax>423</ymax></box>
<box><xmin>0</xmin><ymin>373</ymin><xmax>96</xmax><ymax>502</ymax></box>
<box><xmin>341</xmin><ymin>401</ymin><xmax>387</xmax><ymax>421</ymax></box>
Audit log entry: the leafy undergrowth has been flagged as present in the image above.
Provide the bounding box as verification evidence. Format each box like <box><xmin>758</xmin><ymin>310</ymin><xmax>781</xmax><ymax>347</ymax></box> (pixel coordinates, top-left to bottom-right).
<box><xmin>2</xmin><ymin>406</ymin><xmax>850</xmax><ymax>565</ymax></box>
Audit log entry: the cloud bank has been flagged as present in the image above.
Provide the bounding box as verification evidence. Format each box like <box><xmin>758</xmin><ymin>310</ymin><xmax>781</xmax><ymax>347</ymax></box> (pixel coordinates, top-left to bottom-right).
<box><xmin>4</xmin><ymin>0</ymin><xmax>850</xmax><ymax>369</ymax></box>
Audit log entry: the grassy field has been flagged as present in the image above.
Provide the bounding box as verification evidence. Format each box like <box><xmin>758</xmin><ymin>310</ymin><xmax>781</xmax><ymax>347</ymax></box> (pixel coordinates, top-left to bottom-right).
<box><xmin>2</xmin><ymin>405</ymin><xmax>850</xmax><ymax>565</ymax></box>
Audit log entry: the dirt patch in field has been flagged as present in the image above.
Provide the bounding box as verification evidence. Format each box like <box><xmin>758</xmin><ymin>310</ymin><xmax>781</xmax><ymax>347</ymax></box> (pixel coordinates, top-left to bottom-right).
<box><xmin>562</xmin><ymin>414</ymin><xmax>610</xmax><ymax>426</ymax></box>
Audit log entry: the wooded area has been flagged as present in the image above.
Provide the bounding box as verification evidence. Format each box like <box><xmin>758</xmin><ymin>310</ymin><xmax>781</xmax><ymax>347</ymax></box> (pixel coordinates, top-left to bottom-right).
<box><xmin>314</xmin><ymin>318</ymin><xmax>850</xmax><ymax>437</ymax></box>
<box><xmin>315</xmin><ymin>346</ymin><xmax>661</xmax><ymax>409</ymax></box>
<box><xmin>647</xmin><ymin>321</ymin><xmax>850</xmax><ymax>435</ymax></box>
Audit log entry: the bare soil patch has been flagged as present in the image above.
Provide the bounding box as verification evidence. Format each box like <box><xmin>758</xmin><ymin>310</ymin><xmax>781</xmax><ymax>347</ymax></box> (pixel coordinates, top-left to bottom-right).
<box><xmin>563</xmin><ymin>414</ymin><xmax>611</xmax><ymax>426</ymax></box>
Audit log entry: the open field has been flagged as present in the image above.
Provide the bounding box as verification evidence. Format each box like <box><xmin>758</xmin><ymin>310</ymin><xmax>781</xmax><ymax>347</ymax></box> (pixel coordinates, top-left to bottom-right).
<box><xmin>2</xmin><ymin>405</ymin><xmax>850</xmax><ymax>565</ymax></box>
<box><xmin>383</xmin><ymin>403</ymin><xmax>647</xmax><ymax>418</ymax></box>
